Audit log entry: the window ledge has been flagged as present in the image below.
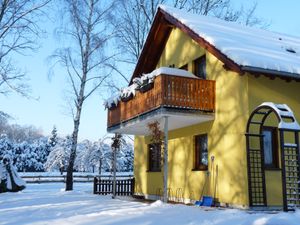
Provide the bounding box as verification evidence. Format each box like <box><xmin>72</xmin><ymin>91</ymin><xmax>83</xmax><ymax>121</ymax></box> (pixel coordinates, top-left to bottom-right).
<box><xmin>192</xmin><ymin>168</ymin><xmax>208</xmax><ymax>171</ymax></box>
<box><xmin>264</xmin><ymin>167</ymin><xmax>281</xmax><ymax>171</ymax></box>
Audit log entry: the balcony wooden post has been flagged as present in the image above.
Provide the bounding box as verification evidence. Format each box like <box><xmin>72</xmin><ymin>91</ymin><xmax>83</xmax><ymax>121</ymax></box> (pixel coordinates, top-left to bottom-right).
<box><xmin>163</xmin><ymin>116</ymin><xmax>169</xmax><ymax>203</ymax></box>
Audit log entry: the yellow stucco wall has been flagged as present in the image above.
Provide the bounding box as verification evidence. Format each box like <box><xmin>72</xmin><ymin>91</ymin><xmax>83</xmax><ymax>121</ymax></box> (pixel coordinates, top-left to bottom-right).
<box><xmin>134</xmin><ymin>27</ymin><xmax>300</xmax><ymax>208</ymax></box>
<box><xmin>135</xmin><ymin>27</ymin><xmax>249</xmax><ymax>207</ymax></box>
<box><xmin>157</xmin><ymin>27</ymin><xmax>204</xmax><ymax>69</ymax></box>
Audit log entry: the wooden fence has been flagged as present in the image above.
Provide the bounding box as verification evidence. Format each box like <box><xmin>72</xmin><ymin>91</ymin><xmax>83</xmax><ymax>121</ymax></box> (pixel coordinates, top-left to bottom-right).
<box><xmin>22</xmin><ymin>175</ymin><xmax>95</xmax><ymax>183</ymax></box>
<box><xmin>93</xmin><ymin>176</ymin><xmax>135</xmax><ymax>196</ymax></box>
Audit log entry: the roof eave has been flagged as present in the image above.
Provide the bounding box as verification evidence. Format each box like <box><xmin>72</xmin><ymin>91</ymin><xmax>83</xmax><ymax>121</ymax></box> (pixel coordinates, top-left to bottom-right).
<box><xmin>129</xmin><ymin>9</ymin><xmax>173</xmax><ymax>84</ymax></box>
<box><xmin>242</xmin><ymin>66</ymin><xmax>300</xmax><ymax>82</ymax></box>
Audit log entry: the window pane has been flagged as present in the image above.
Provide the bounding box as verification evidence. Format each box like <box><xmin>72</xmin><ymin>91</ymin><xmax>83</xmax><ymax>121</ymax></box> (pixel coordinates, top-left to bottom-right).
<box><xmin>263</xmin><ymin>130</ymin><xmax>273</xmax><ymax>165</ymax></box>
<box><xmin>194</xmin><ymin>56</ymin><xmax>206</xmax><ymax>79</ymax></box>
<box><xmin>200</xmin><ymin>135</ymin><xmax>208</xmax><ymax>166</ymax></box>
<box><xmin>149</xmin><ymin>143</ymin><xmax>161</xmax><ymax>171</ymax></box>
<box><xmin>195</xmin><ymin>134</ymin><xmax>208</xmax><ymax>170</ymax></box>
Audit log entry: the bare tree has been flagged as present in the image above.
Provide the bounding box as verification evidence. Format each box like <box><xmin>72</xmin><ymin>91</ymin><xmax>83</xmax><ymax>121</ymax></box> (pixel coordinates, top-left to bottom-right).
<box><xmin>0</xmin><ymin>111</ymin><xmax>11</xmax><ymax>134</ymax></box>
<box><xmin>0</xmin><ymin>0</ymin><xmax>51</xmax><ymax>96</ymax></box>
<box><xmin>107</xmin><ymin>0</ymin><xmax>167</xmax><ymax>90</ymax></box>
<box><xmin>50</xmin><ymin>0</ymin><xmax>116</xmax><ymax>191</ymax></box>
<box><xmin>113</xmin><ymin>0</ymin><xmax>269</xmax><ymax>83</ymax></box>
<box><xmin>113</xmin><ymin>0</ymin><xmax>165</xmax><ymax>65</ymax></box>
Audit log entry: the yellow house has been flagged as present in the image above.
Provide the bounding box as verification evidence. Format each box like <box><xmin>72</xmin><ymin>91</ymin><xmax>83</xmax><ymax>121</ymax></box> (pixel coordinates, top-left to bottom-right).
<box><xmin>105</xmin><ymin>5</ymin><xmax>300</xmax><ymax>211</ymax></box>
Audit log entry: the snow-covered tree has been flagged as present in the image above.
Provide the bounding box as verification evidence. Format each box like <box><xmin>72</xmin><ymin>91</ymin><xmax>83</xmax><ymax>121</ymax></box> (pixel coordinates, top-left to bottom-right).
<box><xmin>49</xmin><ymin>126</ymin><xmax>58</xmax><ymax>147</ymax></box>
<box><xmin>34</xmin><ymin>137</ymin><xmax>51</xmax><ymax>167</ymax></box>
<box><xmin>121</xmin><ymin>142</ymin><xmax>134</xmax><ymax>172</ymax></box>
<box><xmin>44</xmin><ymin>136</ymin><xmax>72</xmax><ymax>174</ymax></box>
<box><xmin>76</xmin><ymin>139</ymin><xmax>111</xmax><ymax>174</ymax></box>
<box><xmin>75</xmin><ymin>140</ymin><xmax>93</xmax><ymax>172</ymax></box>
<box><xmin>71</xmin><ymin>136</ymin><xmax>134</xmax><ymax>174</ymax></box>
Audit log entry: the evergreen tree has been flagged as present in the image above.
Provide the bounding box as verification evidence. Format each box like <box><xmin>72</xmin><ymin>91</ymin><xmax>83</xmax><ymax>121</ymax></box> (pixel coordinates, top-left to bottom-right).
<box><xmin>49</xmin><ymin>126</ymin><xmax>58</xmax><ymax>147</ymax></box>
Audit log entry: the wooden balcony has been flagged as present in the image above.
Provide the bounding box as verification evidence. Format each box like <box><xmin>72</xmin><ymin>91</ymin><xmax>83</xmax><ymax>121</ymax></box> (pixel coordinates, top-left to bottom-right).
<box><xmin>107</xmin><ymin>73</ymin><xmax>215</xmax><ymax>134</ymax></box>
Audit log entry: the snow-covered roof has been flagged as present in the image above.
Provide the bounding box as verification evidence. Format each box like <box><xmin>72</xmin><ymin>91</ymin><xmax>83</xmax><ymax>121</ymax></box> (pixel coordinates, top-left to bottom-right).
<box><xmin>159</xmin><ymin>5</ymin><xmax>300</xmax><ymax>78</ymax></box>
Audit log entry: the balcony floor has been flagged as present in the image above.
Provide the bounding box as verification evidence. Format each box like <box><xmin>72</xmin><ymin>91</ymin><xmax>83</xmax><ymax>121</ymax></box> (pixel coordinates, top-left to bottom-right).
<box><xmin>107</xmin><ymin>106</ymin><xmax>214</xmax><ymax>135</ymax></box>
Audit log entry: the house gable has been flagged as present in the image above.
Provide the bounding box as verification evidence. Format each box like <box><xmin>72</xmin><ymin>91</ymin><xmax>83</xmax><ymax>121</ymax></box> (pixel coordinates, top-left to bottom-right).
<box><xmin>130</xmin><ymin>6</ymin><xmax>243</xmax><ymax>84</ymax></box>
<box><xmin>157</xmin><ymin>27</ymin><xmax>205</xmax><ymax>71</ymax></box>
<box><xmin>130</xmin><ymin>5</ymin><xmax>300</xmax><ymax>84</ymax></box>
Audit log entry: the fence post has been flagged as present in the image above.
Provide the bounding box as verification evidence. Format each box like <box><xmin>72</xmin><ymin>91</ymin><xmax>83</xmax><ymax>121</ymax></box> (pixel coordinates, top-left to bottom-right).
<box><xmin>131</xmin><ymin>177</ymin><xmax>135</xmax><ymax>196</ymax></box>
<box><xmin>93</xmin><ymin>177</ymin><xmax>98</xmax><ymax>194</ymax></box>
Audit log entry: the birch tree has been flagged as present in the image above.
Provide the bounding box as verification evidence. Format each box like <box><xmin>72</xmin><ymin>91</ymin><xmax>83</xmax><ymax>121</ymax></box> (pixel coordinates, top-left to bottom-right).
<box><xmin>51</xmin><ymin>0</ymin><xmax>116</xmax><ymax>191</ymax></box>
<box><xmin>0</xmin><ymin>0</ymin><xmax>51</xmax><ymax>96</ymax></box>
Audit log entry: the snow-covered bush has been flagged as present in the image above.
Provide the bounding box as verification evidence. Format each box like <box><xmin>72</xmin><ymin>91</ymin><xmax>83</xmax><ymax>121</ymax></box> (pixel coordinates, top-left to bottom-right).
<box><xmin>0</xmin><ymin>134</ymin><xmax>51</xmax><ymax>172</ymax></box>
<box><xmin>0</xmin><ymin>150</ymin><xmax>26</xmax><ymax>193</ymax></box>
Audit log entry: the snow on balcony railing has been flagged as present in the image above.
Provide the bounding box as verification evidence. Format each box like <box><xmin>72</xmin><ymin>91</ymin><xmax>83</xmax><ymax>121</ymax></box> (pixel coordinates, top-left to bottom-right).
<box><xmin>104</xmin><ymin>67</ymin><xmax>199</xmax><ymax>109</ymax></box>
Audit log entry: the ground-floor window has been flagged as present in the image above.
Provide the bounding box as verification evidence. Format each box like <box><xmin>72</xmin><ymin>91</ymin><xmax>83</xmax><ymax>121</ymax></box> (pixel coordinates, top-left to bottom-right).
<box><xmin>263</xmin><ymin>126</ymin><xmax>279</xmax><ymax>169</ymax></box>
<box><xmin>148</xmin><ymin>143</ymin><xmax>161</xmax><ymax>172</ymax></box>
<box><xmin>194</xmin><ymin>134</ymin><xmax>208</xmax><ymax>170</ymax></box>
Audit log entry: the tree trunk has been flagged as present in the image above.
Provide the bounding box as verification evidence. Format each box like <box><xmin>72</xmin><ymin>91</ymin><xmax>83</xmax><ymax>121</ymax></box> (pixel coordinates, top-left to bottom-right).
<box><xmin>99</xmin><ymin>158</ymin><xmax>102</xmax><ymax>175</ymax></box>
<box><xmin>65</xmin><ymin>97</ymin><xmax>84</xmax><ymax>191</ymax></box>
<box><xmin>65</xmin><ymin>118</ymin><xmax>80</xmax><ymax>191</ymax></box>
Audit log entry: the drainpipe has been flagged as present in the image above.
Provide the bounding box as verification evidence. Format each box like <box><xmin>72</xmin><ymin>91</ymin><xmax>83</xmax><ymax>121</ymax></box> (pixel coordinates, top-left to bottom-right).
<box><xmin>163</xmin><ymin>116</ymin><xmax>169</xmax><ymax>203</ymax></box>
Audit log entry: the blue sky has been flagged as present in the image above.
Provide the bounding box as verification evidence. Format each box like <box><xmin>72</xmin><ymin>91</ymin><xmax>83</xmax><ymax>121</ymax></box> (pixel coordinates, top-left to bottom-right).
<box><xmin>1</xmin><ymin>0</ymin><xmax>300</xmax><ymax>141</ymax></box>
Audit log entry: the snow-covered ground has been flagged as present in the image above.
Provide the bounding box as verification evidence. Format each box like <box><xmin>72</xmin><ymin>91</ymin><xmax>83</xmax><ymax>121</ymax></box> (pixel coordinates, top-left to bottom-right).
<box><xmin>0</xmin><ymin>183</ymin><xmax>300</xmax><ymax>225</ymax></box>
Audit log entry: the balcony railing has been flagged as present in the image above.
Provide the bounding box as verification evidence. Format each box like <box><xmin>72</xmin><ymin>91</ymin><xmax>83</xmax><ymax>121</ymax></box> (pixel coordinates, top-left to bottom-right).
<box><xmin>107</xmin><ymin>74</ymin><xmax>215</xmax><ymax>128</ymax></box>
